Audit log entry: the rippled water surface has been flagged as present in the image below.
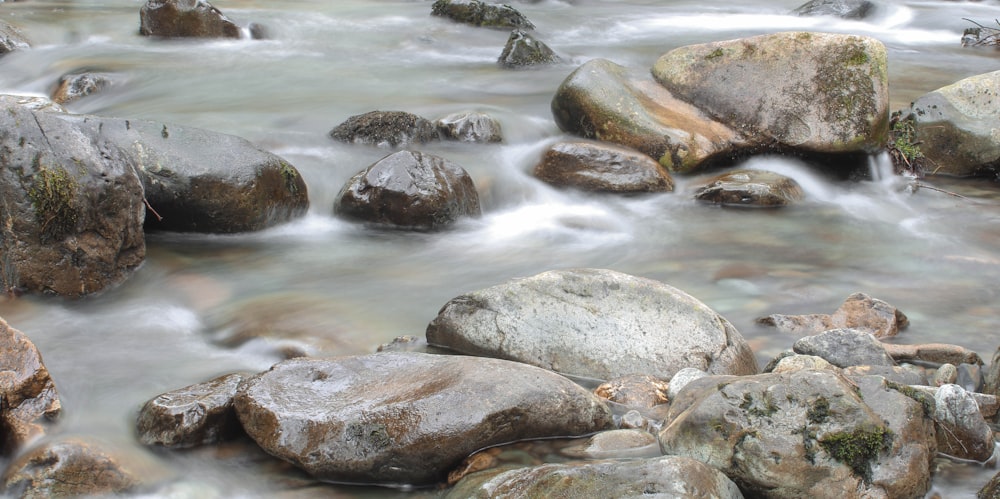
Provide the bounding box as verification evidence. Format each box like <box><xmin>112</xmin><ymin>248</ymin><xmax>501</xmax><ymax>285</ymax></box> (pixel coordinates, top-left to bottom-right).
<box><xmin>3</xmin><ymin>0</ymin><xmax>1000</xmax><ymax>496</ymax></box>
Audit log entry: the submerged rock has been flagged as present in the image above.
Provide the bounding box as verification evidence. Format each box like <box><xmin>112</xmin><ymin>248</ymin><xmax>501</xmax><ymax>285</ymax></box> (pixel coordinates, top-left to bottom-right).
<box><xmin>497</xmin><ymin>29</ymin><xmax>559</xmax><ymax>68</ymax></box>
<box><xmin>136</xmin><ymin>373</ymin><xmax>246</xmax><ymax>449</ymax></box>
<box><xmin>435</xmin><ymin>111</ymin><xmax>503</xmax><ymax>143</ymax></box>
<box><xmin>694</xmin><ymin>168</ymin><xmax>804</xmax><ymax>207</ymax></box>
<box><xmin>426</xmin><ymin>268</ymin><xmax>759</xmax><ymax>380</ymax></box>
<box><xmin>233</xmin><ymin>353</ymin><xmax>613</xmax><ymax>485</ymax></box>
<box><xmin>334</xmin><ymin>150</ymin><xmax>481</xmax><ymax>230</ymax></box>
<box><xmin>51</xmin><ymin>72</ymin><xmax>114</xmax><ymax>105</ymax></box>
<box><xmin>0</xmin><ymin>317</ymin><xmax>60</xmax><ymax>455</ymax></box>
<box><xmin>793</xmin><ymin>0</ymin><xmax>875</xmax><ymax>19</ymax></box>
<box><xmin>533</xmin><ymin>141</ymin><xmax>675</xmax><ymax>193</ymax></box>
<box><xmin>329</xmin><ymin>110</ymin><xmax>439</xmax><ymax>148</ymax></box>
<box><xmin>0</xmin><ymin>21</ymin><xmax>29</xmax><ymax>56</ymax></box>
<box><xmin>431</xmin><ymin>0</ymin><xmax>535</xmax><ymax>30</ymax></box>
<box><xmin>139</xmin><ymin>0</ymin><xmax>243</xmax><ymax>39</ymax></box>
<box><xmin>2</xmin><ymin>438</ymin><xmax>137</xmax><ymax>498</ymax></box>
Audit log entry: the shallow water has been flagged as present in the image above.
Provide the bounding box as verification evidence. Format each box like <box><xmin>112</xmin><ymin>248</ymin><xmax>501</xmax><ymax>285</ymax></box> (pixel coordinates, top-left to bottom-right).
<box><xmin>2</xmin><ymin>0</ymin><xmax>1000</xmax><ymax>496</ymax></box>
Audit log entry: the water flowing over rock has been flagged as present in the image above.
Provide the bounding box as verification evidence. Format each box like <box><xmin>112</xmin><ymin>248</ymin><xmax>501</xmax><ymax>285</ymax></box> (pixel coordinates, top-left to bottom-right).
<box><xmin>694</xmin><ymin>168</ymin><xmax>804</xmax><ymax>207</ymax></box>
<box><xmin>426</xmin><ymin>268</ymin><xmax>759</xmax><ymax>380</ymax></box>
<box><xmin>0</xmin><ymin>317</ymin><xmax>60</xmax><ymax>455</ymax></box>
<box><xmin>757</xmin><ymin>291</ymin><xmax>908</xmax><ymax>338</ymax></box>
<box><xmin>497</xmin><ymin>30</ymin><xmax>559</xmax><ymax>68</ymax></box>
<box><xmin>435</xmin><ymin>111</ymin><xmax>503</xmax><ymax>143</ymax></box>
<box><xmin>792</xmin><ymin>328</ymin><xmax>897</xmax><ymax>368</ymax></box>
<box><xmin>0</xmin><ymin>21</ymin><xmax>29</xmax><ymax>56</ymax></box>
<box><xmin>652</xmin><ymin>31</ymin><xmax>889</xmax><ymax>156</ymax></box>
<box><xmin>533</xmin><ymin>141</ymin><xmax>675</xmax><ymax>193</ymax></box>
<box><xmin>934</xmin><ymin>383</ymin><xmax>996</xmax><ymax>462</ymax></box>
<box><xmin>136</xmin><ymin>373</ymin><xmax>246</xmax><ymax>449</ymax></box>
<box><xmin>559</xmin><ymin>429</ymin><xmax>662</xmax><ymax>460</ymax></box>
<box><xmin>233</xmin><ymin>353</ymin><xmax>613</xmax><ymax>485</ymax></box>
<box><xmin>51</xmin><ymin>72</ymin><xmax>113</xmax><ymax>105</ymax></box>
<box><xmin>900</xmin><ymin>70</ymin><xmax>1000</xmax><ymax>177</ymax></box>
<box><xmin>139</xmin><ymin>0</ymin><xmax>243</xmax><ymax>39</ymax></box>
<box><xmin>793</xmin><ymin>0</ymin><xmax>875</xmax><ymax>19</ymax></box>
<box><xmin>430</xmin><ymin>0</ymin><xmax>535</xmax><ymax>30</ymax></box>
<box><xmin>445</xmin><ymin>456</ymin><xmax>745</xmax><ymax>498</ymax></box>
<box><xmin>551</xmin><ymin>58</ymin><xmax>744</xmax><ymax>173</ymax></box>
<box><xmin>329</xmin><ymin>110</ymin><xmax>439</xmax><ymax>148</ymax></box>
<box><xmin>2</xmin><ymin>438</ymin><xmax>137</xmax><ymax>498</ymax></box>
<box><xmin>334</xmin><ymin>150</ymin><xmax>481</xmax><ymax>230</ymax></box>
<box><xmin>0</xmin><ymin>102</ymin><xmax>146</xmax><ymax>297</ymax></box>
<box><xmin>65</xmin><ymin>115</ymin><xmax>309</xmax><ymax>233</ymax></box>
<box><xmin>659</xmin><ymin>370</ymin><xmax>931</xmax><ymax>498</ymax></box>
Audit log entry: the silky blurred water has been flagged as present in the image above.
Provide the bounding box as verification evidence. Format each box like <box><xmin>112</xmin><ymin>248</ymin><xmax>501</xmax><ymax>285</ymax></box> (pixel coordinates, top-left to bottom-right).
<box><xmin>2</xmin><ymin>0</ymin><xmax>1000</xmax><ymax>496</ymax></box>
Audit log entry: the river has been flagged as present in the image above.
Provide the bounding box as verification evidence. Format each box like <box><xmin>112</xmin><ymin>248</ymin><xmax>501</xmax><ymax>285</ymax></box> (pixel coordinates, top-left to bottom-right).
<box><xmin>1</xmin><ymin>0</ymin><xmax>999</xmax><ymax>496</ymax></box>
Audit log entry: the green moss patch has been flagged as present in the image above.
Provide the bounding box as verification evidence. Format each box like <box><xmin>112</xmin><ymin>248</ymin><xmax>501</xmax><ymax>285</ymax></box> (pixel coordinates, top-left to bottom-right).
<box><xmin>28</xmin><ymin>163</ymin><xmax>79</xmax><ymax>242</ymax></box>
<box><xmin>819</xmin><ymin>424</ymin><xmax>892</xmax><ymax>479</ymax></box>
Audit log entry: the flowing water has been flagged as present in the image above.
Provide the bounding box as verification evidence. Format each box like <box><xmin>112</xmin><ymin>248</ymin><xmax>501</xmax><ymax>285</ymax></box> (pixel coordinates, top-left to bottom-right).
<box><xmin>2</xmin><ymin>0</ymin><xmax>1000</xmax><ymax>496</ymax></box>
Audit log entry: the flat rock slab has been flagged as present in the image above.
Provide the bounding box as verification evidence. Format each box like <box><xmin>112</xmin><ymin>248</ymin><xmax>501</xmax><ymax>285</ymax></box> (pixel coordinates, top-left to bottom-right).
<box><xmin>233</xmin><ymin>352</ymin><xmax>612</xmax><ymax>486</ymax></box>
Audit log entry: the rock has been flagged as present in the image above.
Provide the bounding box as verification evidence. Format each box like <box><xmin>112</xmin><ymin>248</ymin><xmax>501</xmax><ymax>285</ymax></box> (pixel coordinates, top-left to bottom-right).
<box><xmin>376</xmin><ymin>335</ymin><xmax>452</xmax><ymax>355</ymax></box>
<box><xmin>64</xmin><ymin>114</ymin><xmax>309</xmax><ymax>233</ymax></box>
<box><xmin>334</xmin><ymin>150</ymin><xmax>481</xmax><ymax>230</ymax></box>
<box><xmin>139</xmin><ymin>0</ymin><xmax>243</xmax><ymax>39</ymax></box>
<box><xmin>435</xmin><ymin>111</ymin><xmax>503</xmax><ymax>143</ymax></box>
<box><xmin>445</xmin><ymin>456</ymin><xmax>744</xmax><ymax>499</ymax></box>
<box><xmin>906</xmin><ymin>384</ymin><xmax>999</xmax><ymax>421</ymax></box>
<box><xmin>0</xmin><ymin>21</ymin><xmax>29</xmax><ymax>56</ymax></box>
<box><xmin>902</xmin><ymin>70</ymin><xmax>1000</xmax><ymax>177</ymax></box>
<box><xmin>594</xmin><ymin>375</ymin><xmax>669</xmax><ymax>408</ymax></box>
<box><xmin>430</xmin><ymin>0</ymin><xmax>535</xmax><ymax>30</ymax></box>
<box><xmin>51</xmin><ymin>72</ymin><xmax>113</xmax><ymax>105</ymax></box>
<box><xmin>551</xmin><ymin>58</ymin><xmax>744</xmax><ymax>173</ymax></box>
<box><xmin>666</xmin><ymin>367</ymin><xmax>710</xmax><ymax>401</ymax></box>
<box><xmin>986</xmin><ymin>345</ymin><xmax>1000</xmax><ymax>398</ymax></box>
<box><xmin>842</xmin><ymin>364</ymin><xmax>927</xmax><ymax>386</ymax></box>
<box><xmin>934</xmin><ymin>384</ymin><xmax>995</xmax><ymax>462</ymax></box>
<box><xmin>233</xmin><ymin>352</ymin><xmax>613</xmax><ymax>485</ymax></box>
<box><xmin>0</xmin><ymin>317</ymin><xmax>60</xmax><ymax>455</ymax></box>
<box><xmin>2</xmin><ymin>438</ymin><xmax>137</xmax><ymax>498</ymax></box>
<box><xmin>793</xmin><ymin>0</ymin><xmax>875</xmax><ymax>19</ymax></box>
<box><xmin>652</xmin><ymin>32</ymin><xmax>889</xmax><ymax>156</ymax></box>
<box><xmin>770</xmin><ymin>354</ymin><xmax>838</xmax><ymax>374</ymax></box>
<box><xmin>559</xmin><ymin>429</ymin><xmax>662</xmax><ymax>459</ymax></box>
<box><xmin>757</xmin><ymin>291</ymin><xmax>908</xmax><ymax>338</ymax></box>
<box><xmin>933</xmin><ymin>363</ymin><xmax>959</xmax><ymax>386</ymax></box>
<box><xmin>659</xmin><ymin>370</ymin><xmax>926</xmax><ymax>498</ymax></box>
<box><xmin>497</xmin><ymin>29</ymin><xmax>559</xmax><ymax>68</ymax></box>
<box><xmin>694</xmin><ymin>169</ymin><xmax>804</xmax><ymax>207</ymax></box>
<box><xmin>792</xmin><ymin>329</ymin><xmax>897</xmax><ymax>368</ymax></box>
<box><xmin>533</xmin><ymin>141</ymin><xmax>675</xmax><ymax>193</ymax></box>
<box><xmin>0</xmin><ymin>104</ymin><xmax>146</xmax><ymax>297</ymax></box>
<box><xmin>329</xmin><ymin>110</ymin><xmax>439</xmax><ymax>148</ymax></box>
<box><xmin>426</xmin><ymin>268</ymin><xmax>759</xmax><ymax>380</ymax></box>
<box><xmin>881</xmin><ymin>342</ymin><xmax>983</xmax><ymax>366</ymax></box>
<box><xmin>0</xmin><ymin>94</ymin><xmax>65</xmax><ymax>113</ymax></box>
<box><xmin>981</xmin><ymin>470</ymin><xmax>1000</xmax><ymax>498</ymax></box>
<box><xmin>136</xmin><ymin>373</ymin><xmax>246</xmax><ymax>449</ymax></box>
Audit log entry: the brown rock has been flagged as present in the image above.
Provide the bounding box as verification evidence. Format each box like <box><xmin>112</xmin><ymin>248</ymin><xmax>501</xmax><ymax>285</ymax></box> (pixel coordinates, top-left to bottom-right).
<box><xmin>328</xmin><ymin>110</ymin><xmax>439</xmax><ymax>148</ymax></box>
<box><xmin>594</xmin><ymin>374</ymin><xmax>670</xmax><ymax>408</ymax></box>
<box><xmin>136</xmin><ymin>373</ymin><xmax>246</xmax><ymax>449</ymax></box>
<box><xmin>694</xmin><ymin>169</ymin><xmax>804</xmax><ymax>207</ymax></box>
<box><xmin>757</xmin><ymin>292</ymin><xmax>908</xmax><ymax>338</ymax></box>
<box><xmin>139</xmin><ymin>0</ymin><xmax>242</xmax><ymax>39</ymax></box>
<box><xmin>0</xmin><ymin>317</ymin><xmax>60</xmax><ymax>455</ymax></box>
<box><xmin>534</xmin><ymin>141</ymin><xmax>674</xmax><ymax>193</ymax></box>
<box><xmin>882</xmin><ymin>342</ymin><xmax>983</xmax><ymax>366</ymax></box>
<box><xmin>51</xmin><ymin>72</ymin><xmax>113</xmax><ymax>105</ymax></box>
<box><xmin>2</xmin><ymin>438</ymin><xmax>136</xmax><ymax>498</ymax></box>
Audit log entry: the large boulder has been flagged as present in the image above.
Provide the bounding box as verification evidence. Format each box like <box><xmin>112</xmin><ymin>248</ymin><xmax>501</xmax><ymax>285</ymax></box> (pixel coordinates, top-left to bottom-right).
<box><xmin>430</xmin><ymin>0</ymin><xmax>535</xmax><ymax>30</ymax></box>
<box><xmin>901</xmin><ymin>70</ymin><xmax>1000</xmax><ymax>177</ymax></box>
<box><xmin>64</xmin><ymin>115</ymin><xmax>309</xmax><ymax>233</ymax></box>
<box><xmin>233</xmin><ymin>353</ymin><xmax>613</xmax><ymax>485</ymax></box>
<box><xmin>445</xmin><ymin>456</ymin><xmax>745</xmax><ymax>498</ymax></box>
<box><xmin>139</xmin><ymin>0</ymin><xmax>242</xmax><ymax>39</ymax></box>
<box><xmin>0</xmin><ymin>317</ymin><xmax>60</xmax><ymax>455</ymax></box>
<box><xmin>0</xmin><ymin>103</ymin><xmax>146</xmax><ymax>297</ymax></box>
<box><xmin>329</xmin><ymin>111</ymin><xmax>439</xmax><ymax>148</ymax></box>
<box><xmin>533</xmin><ymin>141</ymin><xmax>675</xmax><ymax>193</ymax></box>
<box><xmin>2</xmin><ymin>438</ymin><xmax>137</xmax><ymax>498</ymax></box>
<box><xmin>426</xmin><ymin>268</ymin><xmax>759</xmax><ymax>380</ymax></box>
<box><xmin>0</xmin><ymin>21</ymin><xmax>30</xmax><ymax>56</ymax></box>
<box><xmin>652</xmin><ymin>32</ymin><xmax>889</xmax><ymax>156</ymax></box>
<box><xmin>136</xmin><ymin>373</ymin><xmax>246</xmax><ymax>449</ymax></box>
<box><xmin>334</xmin><ymin>150</ymin><xmax>481</xmax><ymax>230</ymax></box>
<box><xmin>551</xmin><ymin>58</ymin><xmax>744</xmax><ymax>173</ymax></box>
<box><xmin>659</xmin><ymin>370</ymin><xmax>932</xmax><ymax>498</ymax></box>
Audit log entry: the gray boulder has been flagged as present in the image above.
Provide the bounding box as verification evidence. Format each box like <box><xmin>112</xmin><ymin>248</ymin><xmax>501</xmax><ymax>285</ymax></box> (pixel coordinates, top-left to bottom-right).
<box><xmin>0</xmin><ymin>317</ymin><xmax>60</xmax><ymax>455</ymax></box>
<box><xmin>445</xmin><ymin>456</ymin><xmax>744</xmax><ymax>498</ymax></box>
<box><xmin>2</xmin><ymin>438</ymin><xmax>137</xmax><ymax>498</ymax></box>
<box><xmin>233</xmin><ymin>353</ymin><xmax>613</xmax><ymax>485</ymax></box>
<box><xmin>139</xmin><ymin>0</ymin><xmax>243</xmax><ymax>39</ymax></box>
<box><xmin>0</xmin><ymin>20</ymin><xmax>29</xmax><ymax>56</ymax></box>
<box><xmin>652</xmin><ymin>31</ymin><xmax>889</xmax><ymax>156</ymax></box>
<box><xmin>497</xmin><ymin>29</ymin><xmax>559</xmax><ymax>68</ymax></box>
<box><xmin>431</xmin><ymin>0</ymin><xmax>535</xmax><ymax>30</ymax></box>
<box><xmin>935</xmin><ymin>384</ymin><xmax>995</xmax><ymax>462</ymax></box>
<box><xmin>435</xmin><ymin>111</ymin><xmax>503</xmax><ymax>143</ymax></box>
<box><xmin>0</xmin><ymin>103</ymin><xmax>146</xmax><ymax>297</ymax></box>
<box><xmin>426</xmin><ymin>268</ymin><xmax>759</xmax><ymax>380</ymax></box>
<box><xmin>793</xmin><ymin>0</ymin><xmax>875</xmax><ymax>19</ymax></box>
<box><xmin>329</xmin><ymin>110</ymin><xmax>439</xmax><ymax>148</ymax></box>
<box><xmin>136</xmin><ymin>373</ymin><xmax>246</xmax><ymax>449</ymax></box>
<box><xmin>533</xmin><ymin>141</ymin><xmax>675</xmax><ymax>193</ymax></box>
<box><xmin>694</xmin><ymin>169</ymin><xmax>804</xmax><ymax>207</ymax></box>
<box><xmin>334</xmin><ymin>150</ymin><xmax>481</xmax><ymax>230</ymax></box>
<box><xmin>792</xmin><ymin>328</ymin><xmax>897</xmax><ymax>368</ymax></box>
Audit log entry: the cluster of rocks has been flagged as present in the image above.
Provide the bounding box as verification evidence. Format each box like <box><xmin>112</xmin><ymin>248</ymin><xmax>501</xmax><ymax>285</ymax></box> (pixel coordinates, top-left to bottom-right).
<box><xmin>431</xmin><ymin>0</ymin><xmax>560</xmax><ymax>68</ymax></box>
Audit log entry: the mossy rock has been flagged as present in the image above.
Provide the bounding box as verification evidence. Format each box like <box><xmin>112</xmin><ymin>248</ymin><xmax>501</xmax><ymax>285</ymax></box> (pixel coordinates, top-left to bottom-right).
<box><xmin>431</xmin><ymin>0</ymin><xmax>535</xmax><ymax>30</ymax></box>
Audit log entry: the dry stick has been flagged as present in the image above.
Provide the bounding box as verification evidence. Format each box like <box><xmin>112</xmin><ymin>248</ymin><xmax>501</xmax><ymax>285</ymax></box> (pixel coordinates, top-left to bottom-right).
<box><xmin>143</xmin><ymin>196</ymin><xmax>163</xmax><ymax>222</ymax></box>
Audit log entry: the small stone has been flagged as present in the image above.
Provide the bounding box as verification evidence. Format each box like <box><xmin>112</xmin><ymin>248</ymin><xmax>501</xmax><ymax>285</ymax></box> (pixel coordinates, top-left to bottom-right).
<box><xmin>594</xmin><ymin>374</ymin><xmax>669</xmax><ymax>408</ymax></box>
<box><xmin>435</xmin><ymin>111</ymin><xmax>503</xmax><ymax>143</ymax></box>
<box><xmin>498</xmin><ymin>30</ymin><xmax>559</xmax><ymax>68</ymax></box>
<box><xmin>933</xmin><ymin>363</ymin><xmax>959</xmax><ymax>386</ymax></box>
<box><xmin>666</xmin><ymin>367</ymin><xmax>708</xmax><ymax>400</ymax></box>
<box><xmin>694</xmin><ymin>169</ymin><xmax>804</xmax><ymax>207</ymax></box>
<box><xmin>792</xmin><ymin>328</ymin><xmax>896</xmax><ymax>368</ymax></box>
<box><xmin>328</xmin><ymin>110</ymin><xmax>438</xmax><ymax>148</ymax></box>
<box><xmin>136</xmin><ymin>373</ymin><xmax>246</xmax><ymax>449</ymax></box>
<box><xmin>934</xmin><ymin>384</ymin><xmax>996</xmax><ymax>462</ymax></box>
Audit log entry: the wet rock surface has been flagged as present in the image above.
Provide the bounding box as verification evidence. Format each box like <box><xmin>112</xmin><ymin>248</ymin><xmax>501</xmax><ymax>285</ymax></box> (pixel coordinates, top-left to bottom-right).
<box><xmin>0</xmin><ymin>317</ymin><xmax>60</xmax><ymax>455</ymax></box>
<box><xmin>51</xmin><ymin>72</ymin><xmax>114</xmax><ymax>105</ymax></box>
<box><xmin>498</xmin><ymin>29</ymin><xmax>559</xmax><ymax>68</ymax></box>
<box><xmin>136</xmin><ymin>373</ymin><xmax>246</xmax><ymax>449</ymax></box>
<box><xmin>533</xmin><ymin>141</ymin><xmax>675</xmax><ymax>193</ymax></box>
<box><xmin>435</xmin><ymin>111</ymin><xmax>503</xmax><ymax>143</ymax></box>
<box><xmin>431</xmin><ymin>0</ymin><xmax>535</xmax><ymax>30</ymax></box>
<box><xmin>139</xmin><ymin>0</ymin><xmax>243</xmax><ymax>39</ymax></box>
<box><xmin>694</xmin><ymin>168</ymin><xmax>804</xmax><ymax>207</ymax></box>
<box><xmin>0</xmin><ymin>21</ymin><xmax>29</xmax><ymax>56</ymax></box>
<box><xmin>329</xmin><ymin>110</ymin><xmax>439</xmax><ymax>148</ymax></box>
<box><xmin>793</xmin><ymin>0</ymin><xmax>875</xmax><ymax>19</ymax></box>
<box><xmin>2</xmin><ymin>438</ymin><xmax>137</xmax><ymax>498</ymax></box>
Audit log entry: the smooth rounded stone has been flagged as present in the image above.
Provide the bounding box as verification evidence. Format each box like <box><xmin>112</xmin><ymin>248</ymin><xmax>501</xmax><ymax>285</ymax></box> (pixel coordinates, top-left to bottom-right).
<box><xmin>435</xmin><ymin>111</ymin><xmax>503</xmax><ymax>143</ymax></box>
<box><xmin>328</xmin><ymin>110</ymin><xmax>439</xmax><ymax>148</ymax></box>
<box><xmin>770</xmin><ymin>354</ymin><xmax>838</xmax><ymax>374</ymax></box>
<box><xmin>793</xmin><ymin>0</ymin><xmax>875</xmax><ymax>19</ymax></box>
<box><xmin>497</xmin><ymin>30</ymin><xmax>559</xmax><ymax>68</ymax></box>
<box><xmin>445</xmin><ymin>456</ymin><xmax>744</xmax><ymax>499</ymax></box>
<box><xmin>792</xmin><ymin>328</ymin><xmax>896</xmax><ymax>368</ymax></box>
<box><xmin>694</xmin><ymin>168</ymin><xmax>804</xmax><ymax>207</ymax></box>
<box><xmin>426</xmin><ymin>268</ymin><xmax>759</xmax><ymax>381</ymax></box>
<box><xmin>0</xmin><ymin>317</ymin><xmax>61</xmax><ymax>455</ymax></box>
<box><xmin>334</xmin><ymin>150</ymin><xmax>481</xmax><ymax>230</ymax></box>
<box><xmin>933</xmin><ymin>363</ymin><xmax>959</xmax><ymax>386</ymax></box>
<box><xmin>0</xmin><ymin>21</ymin><xmax>30</xmax><ymax>56</ymax></box>
<box><xmin>659</xmin><ymin>370</ymin><xmax>921</xmax><ymax>498</ymax></box>
<box><xmin>842</xmin><ymin>364</ymin><xmax>927</xmax><ymax>386</ymax></box>
<box><xmin>934</xmin><ymin>384</ymin><xmax>995</xmax><ymax>462</ymax></box>
<box><xmin>902</xmin><ymin>70</ymin><xmax>1000</xmax><ymax>177</ymax></box>
<box><xmin>551</xmin><ymin>58</ymin><xmax>744</xmax><ymax>173</ymax></box>
<box><xmin>2</xmin><ymin>438</ymin><xmax>137</xmax><ymax>498</ymax></box>
<box><xmin>136</xmin><ymin>373</ymin><xmax>246</xmax><ymax>449</ymax></box>
<box><xmin>758</xmin><ymin>292</ymin><xmax>908</xmax><ymax>338</ymax></box>
<box><xmin>430</xmin><ymin>0</ymin><xmax>535</xmax><ymax>30</ymax></box>
<box><xmin>0</xmin><ymin>103</ymin><xmax>146</xmax><ymax>297</ymax></box>
<box><xmin>652</xmin><ymin>32</ymin><xmax>889</xmax><ymax>155</ymax></box>
<box><xmin>63</xmin><ymin>114</ymin><xmax>309</xmax><ymax>234</ymax></box>
<box><xmin>51</xmin><ymin>72</ymin><xmax>114</xmax><ymax>105</ymax></box>
<box><xmin>560</xmin><ymin>429</ymin><xmax>661</xmax><ymax>459</ymax></box>
<box><xmin>533</xmin><ymin>141</ymin><xmax>675</xmax><ymax>193</ymax></box>
<box><xmin>139</xmin><ymin>0</ymin><xmax>242</xmax><ymax>39</ymax></box>
<box><xmin>233</xmin><ymin>352</ymin><xmax>613</xmax><ymax>485</ymax></box>
<box><xmin>666</xmin><ymin>367</ymin><xmax>708</xmax><ymax>401</ymax></box>
<box><xmin>594</xmin><ymin>374</ymin><xmax>669</xmax><ymax>409</ymax></box>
